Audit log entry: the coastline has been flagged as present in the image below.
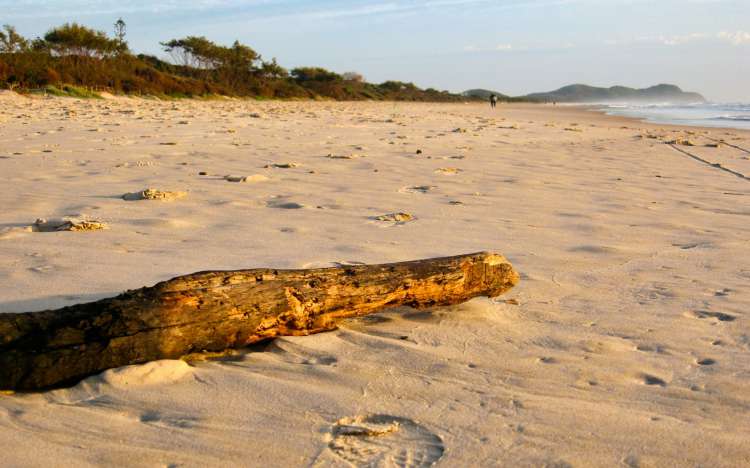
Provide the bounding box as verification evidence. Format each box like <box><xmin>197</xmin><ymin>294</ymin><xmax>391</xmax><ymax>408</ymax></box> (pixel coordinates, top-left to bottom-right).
<box><xmin>5</xmin><ymin>88</ymin><xmax>748</xmax><ymax>134</ymax></box>
<box><xmin>573</xmin><ymin>102</ymin><xmax>750</xmax><ymax>133</ymax></box>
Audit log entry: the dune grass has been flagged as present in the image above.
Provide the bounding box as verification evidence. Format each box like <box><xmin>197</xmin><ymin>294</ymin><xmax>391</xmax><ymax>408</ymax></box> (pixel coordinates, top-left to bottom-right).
<box><xmin>40</xmin><ymin>85</ymin><xmax>102</xmax><ymax>99</ymax></box>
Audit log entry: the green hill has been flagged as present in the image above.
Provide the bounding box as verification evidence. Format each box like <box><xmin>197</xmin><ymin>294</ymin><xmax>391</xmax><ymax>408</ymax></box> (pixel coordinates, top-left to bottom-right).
<box><xmin>522</xmin><ymin>84</ymin><xmax>705</xmax><ymax>103</ymax></box>
<box><xmin>461</xmin><ymin>89</ymin><xmax>509</xmax><ymax>100</ymax></box>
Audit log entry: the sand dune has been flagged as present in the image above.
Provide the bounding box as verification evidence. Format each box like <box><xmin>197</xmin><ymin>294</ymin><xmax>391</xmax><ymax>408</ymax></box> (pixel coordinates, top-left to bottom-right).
<box><xmin>1</xmin><ymin>93</ymin><xmax>749</xmax><ymax>466</ymax></box>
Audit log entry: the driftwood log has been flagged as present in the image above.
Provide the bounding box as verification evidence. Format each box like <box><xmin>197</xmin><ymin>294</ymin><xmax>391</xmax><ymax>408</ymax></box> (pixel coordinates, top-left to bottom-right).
<box><xmin>0</xmin><ymin>252</ymin><xmax>518</xmax><ymax>391</ymax></box>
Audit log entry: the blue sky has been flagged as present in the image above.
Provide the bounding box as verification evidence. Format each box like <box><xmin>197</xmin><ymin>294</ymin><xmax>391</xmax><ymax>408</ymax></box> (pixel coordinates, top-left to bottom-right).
<box><xmin>2</xmin><ymin>0</ymin><xmax>749</xmax><ymax>101</ymax></box>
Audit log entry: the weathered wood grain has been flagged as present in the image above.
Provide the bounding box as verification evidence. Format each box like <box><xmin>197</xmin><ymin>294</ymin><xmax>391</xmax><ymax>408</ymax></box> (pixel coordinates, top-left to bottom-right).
<box><xmin>0</xmin><ymin>252</ymin><xmax>518</xmax><ymax>390</ymax></box>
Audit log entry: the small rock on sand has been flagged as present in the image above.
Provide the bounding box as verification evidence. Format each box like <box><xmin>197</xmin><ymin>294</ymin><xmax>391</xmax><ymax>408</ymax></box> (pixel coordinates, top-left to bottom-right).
<box><xmin>375</xmin><ymin>212</ymin><xmax>414</xmax><ymax>223</ymax></box>
<box><xmin>123</xmin><ymin>188</ymin><xmax>187</xmax><ymax>201</ymax></box>
<box><xmin>34</xmin><ymin>217</ymin><xmax>108</xmax><ymax>232</ymax></box>
<box><xmin>666</xmin><ymin>139</ymin><xmax>696</xmax><ymax>146</ymax></box>
<box><xmin>435</xmin><ymin>167</ymin><xmax>462</xmax><ymax>175</ymax></box>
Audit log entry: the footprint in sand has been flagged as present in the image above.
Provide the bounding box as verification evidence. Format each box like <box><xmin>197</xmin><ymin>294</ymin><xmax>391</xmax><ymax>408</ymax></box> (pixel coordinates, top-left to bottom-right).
<box><xmin>537</xmin><ymin>356</ymin><xmax>558</xmax><ymax>364</ymax></box>
<box><xmin>326</xmin><ymin>153</ymin><xmax>361</xmax><ymax>160</ymax></box>
<box><xmin>636</xmin><ymin>373</ymin><xmax>667</xmax><ymax>387</ymax></box>
<box><xmin>672</xmin><ymin>242</ymin><xmax>703</xmax><ymax>250</ymax></box>
<box><xmin>569</xmin><ymin>245</ymin><xmax>619</xmax><ymax>255</ymax></box>
<box><xmin>265</xmin><ymin>341</ymin><xmax>338</xmax><ymax>366</ymax></box>
<box><xmin>400</xmin><ymin>185</ymin><xmax>436</xmax><ymax>194</ymax></box>
<box><xmin>684</xmin><ymin>310</ymin><xmax>736</xmax><ymax>322</ymax></box>
<box><xmin>139</xmin><ymin>410</ymin><xmax>199</xmax><ymax>429</ymax></box>
<box><xmin>131</xmin><ymin>217</ymin><xmax>195</xmax><ymax>229</ymax></box>
<box><xmin>713</xmin><ymin>288</ymin><xmax>731</xmax><ymax>297</ymax></box>
<box><xmin>264</xmin><ymin>162</ymin><xmax>299</xmax><ymax>169</ymax></box>
<box><xmin>267</xmin><ymin>200</ymin><xmax>305</xmax><ymax>209</ymax></box>
<box><xmin>328</xmin><ymin>414</ymin><xmax>444</xmax><ymax>468</ymax></box>
<box><xmin>635</xmin><ymin>343</ymin><xmax>667</xmax><ymax>354</ymax></box>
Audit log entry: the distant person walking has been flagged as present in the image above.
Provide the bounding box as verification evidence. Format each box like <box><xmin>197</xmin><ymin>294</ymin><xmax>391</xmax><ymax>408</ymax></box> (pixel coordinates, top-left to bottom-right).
<box><xmin>489</xmin><ymin>94</ymin><xmax>498</xmax><ymax>109</ymax></box>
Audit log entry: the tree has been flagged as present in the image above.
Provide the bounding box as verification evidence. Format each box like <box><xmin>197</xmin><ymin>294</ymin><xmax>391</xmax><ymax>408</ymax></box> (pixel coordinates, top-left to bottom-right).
<box><xmin>215</xmin><ymin>40</ymin><xmax>257</xmax><ymax>89</ymax></box>
<box><xmin>291</xmin><ymin>67</ymin><xmax>342</xmax><ymax>82</ymax></box>
<box><xmin>260</xmin><ymin>58</ymin><xmax>287</xmax><ymax>79</ymax></box>
<box><xmin>113</xmin><ymin>18</ymin><xmax>127</xmax><ymax>53</ymax></box>
<box><xmin>224</xmin><ymin>40</ymin><xmax>261</xmax><ymax>72</ymax></box>
<box><xmin>161</xmin><ymin>36</ymin><xmax>223</xmax><ymax>69</ymax></box>
<box><xmin>30</xmin><ymin>37</ymin><xmax>49</xmax><ymax>53</ymax></box>
<box><xmin>44</xmin><ymin>23</ymin><xmax>122</xmax><ymax>58</ymax></box>
<box><xmin>342</xmin><ymin>71</ymin><xmax>364</xmax><ymax>82</ymax></box>
<box><xmin>0</xmin><ymin>25</ymin><xmax>29</xmax><ymax>53</ymax></box>
<box><xmin>380</xmin><ymin>80</ymin><xmax>416</xmax><ymax>91</ymax></box>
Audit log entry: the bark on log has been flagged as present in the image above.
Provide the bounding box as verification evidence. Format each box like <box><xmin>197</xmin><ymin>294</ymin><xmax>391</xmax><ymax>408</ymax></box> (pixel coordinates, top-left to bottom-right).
<box><xmin>0</xmin><ymin>252</ymin><xmax>518</xmax><ymax>391</ymax></box>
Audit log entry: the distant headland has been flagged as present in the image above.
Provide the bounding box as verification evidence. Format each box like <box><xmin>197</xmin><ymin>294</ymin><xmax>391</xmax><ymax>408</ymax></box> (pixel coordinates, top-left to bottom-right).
<box><xmin>464</xmin><ymin>84</ymin><xmax>706</xmax><ymax>104</ymax></box>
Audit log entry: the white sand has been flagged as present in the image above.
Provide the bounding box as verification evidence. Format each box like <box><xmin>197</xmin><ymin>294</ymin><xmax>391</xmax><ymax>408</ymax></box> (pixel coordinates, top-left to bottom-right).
<box><xmin>1</xmin><ymin>92</ymin><xmax>749</xmax><ymax>466</ymax></box>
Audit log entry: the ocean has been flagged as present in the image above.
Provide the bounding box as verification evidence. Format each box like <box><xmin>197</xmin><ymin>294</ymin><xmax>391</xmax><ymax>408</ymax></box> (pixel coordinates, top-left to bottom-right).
<box><xmin>601</xmin><ymin>103</ymin><xmax>750</xmax><ymax>130</ymax></box>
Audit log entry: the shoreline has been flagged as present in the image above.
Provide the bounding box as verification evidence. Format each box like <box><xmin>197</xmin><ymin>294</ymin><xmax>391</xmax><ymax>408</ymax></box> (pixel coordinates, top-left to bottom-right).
<box><xmin>579</xmin><ymin>102</ymin><xmax>750</xmax><ymax>133</ymax></box>
<box><xmin>5</xmin><ymin>88</ymin><xmax>749</xmax><ymax>134</ymax></box>
<box><xmin>539</xmin><ymin>102</ymin><xmax>750</xmax><ymax>134</ymax></box>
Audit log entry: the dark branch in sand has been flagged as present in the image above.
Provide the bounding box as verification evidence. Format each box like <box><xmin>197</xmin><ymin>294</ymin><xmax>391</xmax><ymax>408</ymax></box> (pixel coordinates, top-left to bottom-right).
<box><xmin>0</xmin><ymin>252</ymin><xmax>518</xmax><ymax>391</ymax></box>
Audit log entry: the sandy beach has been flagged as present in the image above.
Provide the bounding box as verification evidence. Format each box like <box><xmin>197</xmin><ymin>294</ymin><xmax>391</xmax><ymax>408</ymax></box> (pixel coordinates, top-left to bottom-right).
<box><xmin>1</xmin><ymin>93</ymin><xmax>749</xmax><ymax>467</ymax></box>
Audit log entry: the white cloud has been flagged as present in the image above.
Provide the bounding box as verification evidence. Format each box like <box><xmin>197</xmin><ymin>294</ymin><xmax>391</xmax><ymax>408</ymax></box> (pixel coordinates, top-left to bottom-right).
<box><xmin>0</xmin><ymin>0</ymin><xmax>495</xmax><ymax>20</ymax></box>
<box><xmin>462</xmin><ymin>41</ymin><xmax>577</xmax><ymax>53</ymax></box>
<box><xmin>660</xmin><ymin>32</ymin><xmax>710</xmax><ymax>45</ymax></box>
<box><xmin>717</xmin><ymin>31</ymin><xmax>750</xmax><ymax>45</ymax></box>
<box><xmin>463</xmin><ymin>43</ymin><xmax>516</xmax><ymax>52</ymax></box>
<box><xmin>607</xmin><ymin>30</ymin><xmax>750</xmax><ymax>47</ymax></box>
<box><xmin>0</xmin><ymin>0</ymin><xmax>646</xmax><ymax>21</ymax></box>
<box><xmin>0</xmin><ymin>0</ymin><xmax>255</xmax><ymax>18</ymax></box>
